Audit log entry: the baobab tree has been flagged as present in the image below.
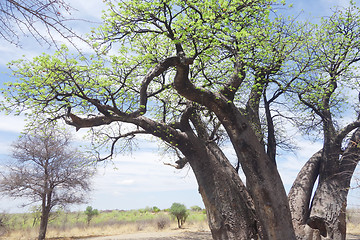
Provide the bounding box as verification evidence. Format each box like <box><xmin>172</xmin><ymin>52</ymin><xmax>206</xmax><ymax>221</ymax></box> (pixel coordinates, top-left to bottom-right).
<box><xmin>2</xmin><ymin>0</ymin><xmax>360</xmax><ymax>239</ymax></box>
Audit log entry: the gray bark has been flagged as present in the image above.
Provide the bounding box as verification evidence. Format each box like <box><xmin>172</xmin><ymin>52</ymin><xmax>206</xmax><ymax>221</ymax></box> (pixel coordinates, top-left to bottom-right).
<box><xmin>289</xmin><ymin>129</ymin><xmax>360</xmax><ymax>240</ymax></box>
<box><xmin>178</xmin><ymin>132</ymin><xmax>259</xmax><ymax>239</ymax></box>
<box><xmin>38</xmin><ymin>193</ymin><xmax>51</xmax><ymax>240</ymax></box>
<box><xmin>289</xmin><ymin>150</ymin><xmax>321</xmax><ymax>239</ymax></box>
<box><xmin>173</xmin><ymin>53</ymin><xmax>296</xmax><ymax>240</ymax></box>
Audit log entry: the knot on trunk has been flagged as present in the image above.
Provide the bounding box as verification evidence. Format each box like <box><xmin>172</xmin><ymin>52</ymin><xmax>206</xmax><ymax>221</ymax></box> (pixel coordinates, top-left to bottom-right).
<box><xmin>307</xmin><ymin>216</ymin><xmax>327</xmax><ymax>237</ymax></box>
<box><xmin>177</xmin><ymin>51</ymin><xmax>193</xmax><ymax>65</ymax></box>
<box><xmin>164</xmin><ymin>157</ymin><xmax>188</xmax><ymax>169</ymax></box>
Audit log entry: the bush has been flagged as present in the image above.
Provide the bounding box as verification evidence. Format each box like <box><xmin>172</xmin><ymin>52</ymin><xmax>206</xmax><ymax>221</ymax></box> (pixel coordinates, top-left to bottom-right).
<box><xmin>0</xmin><ymin>213</ymin><xmax>9</xmax><ymax>236</ymax></box>
<box><xmin>84</xmin><ymin>206</ymin><xmax>99</xmax><ymax>225</ymax></box>
<box><xmin>190</xmin><ymin>205</ymin><xmax>202</xmax><ymax>212</ymax></box>
<box><xmin>169</xmin><ymin>203</ymin><xmax>188</xmax><ymax>228</ymax></box>
<box><xmin>155</xmin><ymin>215</ymin><xmax>170</xmax><ymax>230</ymax></box>
<box><xmin>152</xmin><ymin>206</ymin><xmax>161</xmax><ymax>213</ymax></box>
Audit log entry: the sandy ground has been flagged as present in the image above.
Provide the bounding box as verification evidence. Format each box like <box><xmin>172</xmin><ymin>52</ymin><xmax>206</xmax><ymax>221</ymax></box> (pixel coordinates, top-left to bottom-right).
<box><xmin>348</xmin><ymin>234</ymin><xmax>360</xmax><ymax>240</ymax></box>
<box><xmin>76</xmin><ymin>230</ymin><xmax>212</xmax><ymax>240</ymax></box>
<box><xmin>77</xmin><ymin>231</ymin><xmax>360</xmax><ymax>240</ymax></box>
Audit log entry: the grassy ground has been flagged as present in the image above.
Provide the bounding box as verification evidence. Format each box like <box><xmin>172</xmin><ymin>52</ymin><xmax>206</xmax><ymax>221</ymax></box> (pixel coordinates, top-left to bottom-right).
<box><xmin>0</xmin><ymin>208</ymin><xmax>209</xmax><ymax>239</ymax></box>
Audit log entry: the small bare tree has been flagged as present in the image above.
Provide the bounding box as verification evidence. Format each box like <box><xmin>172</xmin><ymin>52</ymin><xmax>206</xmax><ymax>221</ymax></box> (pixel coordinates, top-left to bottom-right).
<box><xmin>0</xmin><ymin>124</ymin><xmax>95</xmax><ymax>240</ymax></box>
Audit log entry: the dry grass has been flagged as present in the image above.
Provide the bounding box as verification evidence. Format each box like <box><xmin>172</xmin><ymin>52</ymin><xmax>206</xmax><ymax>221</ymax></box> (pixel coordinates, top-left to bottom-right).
<box><xmin>347</xmin><ymin>208</ymin><xmax>360</xmax><ymax>235</ymax></box>
<box><xmin>347</xmin><ymin>223</ymin><xmax>360</xmax><ymax>235</ymax></box>
<box><xmin>5</xmin><ymin>208</ymin><xmax>360</xmax><ymax>240</ymax></box>
<box><xmin>1</xmin><ymin>216</ymin><xmax>208</xmax><ymax>240</ymax></box>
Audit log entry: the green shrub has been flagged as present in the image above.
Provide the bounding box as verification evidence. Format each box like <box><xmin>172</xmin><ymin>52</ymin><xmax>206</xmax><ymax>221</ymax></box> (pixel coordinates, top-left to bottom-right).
<box><xmin>169</xmin><ymin>203</ymin><xmax>188</xmax><ymax>228</ymax></box>
<box><xmin>152</xmin><ymin>206</ymin><xmax>161</xmax><ymax>213</ymax></box>
<box><xmin>190</xmin><ymin>205</ymin><xmax>202</xmax><ymax>212</ymax></box>
<box><xmin>84</xmin><ymin>206</ymin><xmax>99</xmax><ymax>225</ymax></box>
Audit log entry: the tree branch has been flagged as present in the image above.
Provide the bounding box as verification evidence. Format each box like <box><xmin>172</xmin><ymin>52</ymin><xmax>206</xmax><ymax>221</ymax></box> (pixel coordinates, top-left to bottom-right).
<box><xmin>130</xmin><ymin>56</ymin><xmax>179</xmax><ymax>118</ymax></box>
<box><xmin>96</xmin><ymin>130</ymin><xmax>149</xmax><ymax>161</ymax></box>
<box><xmin>288</xmin><ymin>150</ymin><xmax>322</xmax><ymax>235</ymax></box>
<box><xmin>64</xmin><ymin>112</ymin><xmax>114</xmax><ymax>131</ymax></box>
<box><xmin>220</xmin><ymin>60</ymin><xmax>246</xmax><ymax>101</ymax></box>
<box><xmin>264</xmin><ymin>89</ymin><xmax>276</xmax><ymax>163</ymax></box>
<box><xmin>298</xmin><ymin>92</ymin><xmax>326</xmax><ymax>120</ymax></box>
<box><xmin>334</xmin><ymin>120</ymin><xmax>360</xmax><ymax>147</ymax></box>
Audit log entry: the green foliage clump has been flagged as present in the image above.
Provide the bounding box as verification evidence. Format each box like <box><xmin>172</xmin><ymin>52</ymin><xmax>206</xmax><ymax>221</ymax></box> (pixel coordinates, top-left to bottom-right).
<box><xmin>190</xmin><ymin>205</ymin><xmax>202</xmax><ymax>212</ymax></box>
<box><xmin>169</xmin><ymin>203</ymin><xmax>189</xmax><ymax>228</ymax></box>
<box><xmin>84</xmin><ymin>206</ymin><xmax>99</xmax><ymax>225</ymax></box>
<box><xmin>152</xmin><ymin>206</ymin><xmax>161</xmax><ymax>213</ymax></box>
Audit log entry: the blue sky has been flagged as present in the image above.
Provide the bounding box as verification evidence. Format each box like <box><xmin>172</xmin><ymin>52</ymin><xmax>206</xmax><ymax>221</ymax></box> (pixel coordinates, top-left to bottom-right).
<box><xmin>0</xmin><ymin>0</ymin><xmax>359</xmax><ymax>214</ymax></box>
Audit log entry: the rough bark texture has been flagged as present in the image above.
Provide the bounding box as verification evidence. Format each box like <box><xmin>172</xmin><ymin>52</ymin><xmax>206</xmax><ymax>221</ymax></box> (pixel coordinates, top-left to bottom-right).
<box><xmin>308</xmin><ymin>129</ymin><xmax>360</xmax><ymax>240</ymax></box>
<box><xmin>289</xmin><ymin>129</ymin><xmax>360</xmax><ymax>240</ymax></box>
<box><xmin>177</xmin><ymin>117</ymin><xmax>259</xmax><ymax>239</ymax></box>
<box><xmin>224</xmin><ymin>106</ymin><xmax>295</xmax><ymax>240</ymax></box>
<box><xmin>289</xmin><ymin>150</ymin><xmax>321</xmax><ymax>239</ymax></box>
<box><xmin>173</xmin><ymin>57</ymin><xmax>296</xmax><ymax>240</ymax></box>
<box><xmin>187</xmin><ymin>143</ymin><xmax>259</xmax><ymax>240</ymax></box>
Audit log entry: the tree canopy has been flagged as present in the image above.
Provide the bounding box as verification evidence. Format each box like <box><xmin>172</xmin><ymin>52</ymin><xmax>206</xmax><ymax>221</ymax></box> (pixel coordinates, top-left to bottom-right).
<box><xmin>169</xmin><ymin>202</ymin><xmax>188</xmax><ymax>228</ymax></box>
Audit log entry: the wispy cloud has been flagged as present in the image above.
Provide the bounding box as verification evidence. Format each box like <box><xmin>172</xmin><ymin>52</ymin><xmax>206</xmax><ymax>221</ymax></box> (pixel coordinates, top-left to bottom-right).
<box><xmin>0</xmin><ymin>113</ymin><xmax>25</xmax><ymax>134</ymax></box>
<box><xmin>320</xmin><ymin>0</ymin><xmax>352</xmax><ymax>8</ymax></box>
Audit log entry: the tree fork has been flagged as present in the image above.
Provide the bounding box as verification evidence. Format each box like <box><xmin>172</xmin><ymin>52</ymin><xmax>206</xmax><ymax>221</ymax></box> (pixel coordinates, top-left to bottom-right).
<box><xmin>308</xmin><ymin>129</ymin><xmax>360</xmax><ymax>239</ymax></box>
<box><xmin>173</xmin><ymin>54</ymin><xmax>296</xmax><ymax>239</ymax></box>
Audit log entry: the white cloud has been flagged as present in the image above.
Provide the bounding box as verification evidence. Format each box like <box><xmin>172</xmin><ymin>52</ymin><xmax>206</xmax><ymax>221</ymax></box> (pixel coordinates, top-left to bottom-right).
<box><xmin>116</xmin><ymin>179</ymin><xmax>136</xmax><ymax>186</ymax></box>
<box><xmin>93</xmin><ymin>150</ymin><xmax>198</xmax><ymax>194</ymax></box>
<box><xmin>68</xmin><ymin>0</ymin><xmax>107</xmax><ymax>21</ymax></box>
<box><xmin>320</xmin><ymin>0</ymin><xmax>352</xmax><ymax>8</ymax></box>
<box><xmin>0</xmin><ymin>113</ymin><xmax>25</xmax><ymax>133</ymax></box>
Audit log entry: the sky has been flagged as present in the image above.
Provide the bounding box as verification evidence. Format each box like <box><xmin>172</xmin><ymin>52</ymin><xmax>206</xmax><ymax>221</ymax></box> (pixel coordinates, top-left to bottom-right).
<box><xmin>0</xmin><ymin>0</ymin><xmax>360</xmax><ymax>214</ymax></box>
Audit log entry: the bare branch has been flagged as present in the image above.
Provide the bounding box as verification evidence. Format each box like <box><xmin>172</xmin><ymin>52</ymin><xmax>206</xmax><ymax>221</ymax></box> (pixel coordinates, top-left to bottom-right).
<box><xmin>0</xmin><ymin>0</ymin><xmax>86</xmax><ymax>47</ymax></box>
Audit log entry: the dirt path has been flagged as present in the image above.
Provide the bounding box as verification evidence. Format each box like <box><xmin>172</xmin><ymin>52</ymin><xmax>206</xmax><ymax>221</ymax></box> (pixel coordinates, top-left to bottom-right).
<box><xmin>76</xmin><ymin>230</ymin><xmax>212</xmax><ymax>240</ymax></box>
<box><xmin>348</xmin><ymin>234</ymin><xmax>360</xmax><ymax>240</ymax></box>
<box><xmin>77</xmin><ymin>232</ymin><xmax>360</xmax><ymax>240</ymax></box>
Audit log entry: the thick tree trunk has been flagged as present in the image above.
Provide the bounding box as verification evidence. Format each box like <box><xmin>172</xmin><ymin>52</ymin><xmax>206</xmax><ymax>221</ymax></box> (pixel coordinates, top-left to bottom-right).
<box><xmin>307</xmin><ymin>178</ymin><xmax>348</xmax><ymax>240</ymax></box>
<box><xmin>288</xmin><ymin>150</ymin><xmax>321</xmax><ymax>239</ymax></box>
<box><xmin>218</xmin><ymin>105</ymin><xmax>296</xmax><ymax>239</ymax></box>
<box><xmin>308</xmin><ymin>130</ymin><xmax>360</xmax><ymax>239</ymax></box>
<box><xmin>290</xmin><ymin>129</ymin><xmax>360</xmax><ymax>240</ymax></box>
<box><xmin>173</xmin><ymin>56</ymin><xmax>296</xmax><ymax>240</ymax></box>
<box><xmin>182</xmin><ymin>138</ymin><xmax>259</xmax><ymax>240</ymax></box>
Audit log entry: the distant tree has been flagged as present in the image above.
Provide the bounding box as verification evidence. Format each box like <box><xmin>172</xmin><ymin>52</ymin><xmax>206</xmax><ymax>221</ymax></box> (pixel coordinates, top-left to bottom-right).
<box><xmin>169</xmin><ymin>203</ymin><xmax>188</xmax><ymax>228</ymax></box>
<box><xmin>0</xmin><ymin>124</ymin><xmax>95</xmax><ymax>240</ymax></box>
<box><xmin>190</xmin><ymin>206</ymin><xmax>202</xmax><ymax>212</ymax></box>
<box><xmin>152</xmin><ymin>206</ymin><xmax>161</xmax><ymax>213</ymax></box>
<box><xmin>84</xmin><ymin>206</ymin><xmax>99</xmax><ymax>225</ymax></box>
<box><xmin>0</xmin><ymin>212</ymin><xmax>8</xmax><ymax>236</ymax></box>
<box><xmin>31</xmin><ymin>205</ymin><xmax>42</xmax><ymax>227</ymax></box>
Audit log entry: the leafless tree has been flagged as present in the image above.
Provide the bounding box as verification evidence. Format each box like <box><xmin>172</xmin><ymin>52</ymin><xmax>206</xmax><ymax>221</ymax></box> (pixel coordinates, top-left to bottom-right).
<box><xmin>0</xmin><ymin>0</ymin><xmax>82</xmax><ymax>46</ymax></box>
<box><xmin>0</xmin><ymin>124</ymin><xmax>95</xmax><ymax>240</ymax></box>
